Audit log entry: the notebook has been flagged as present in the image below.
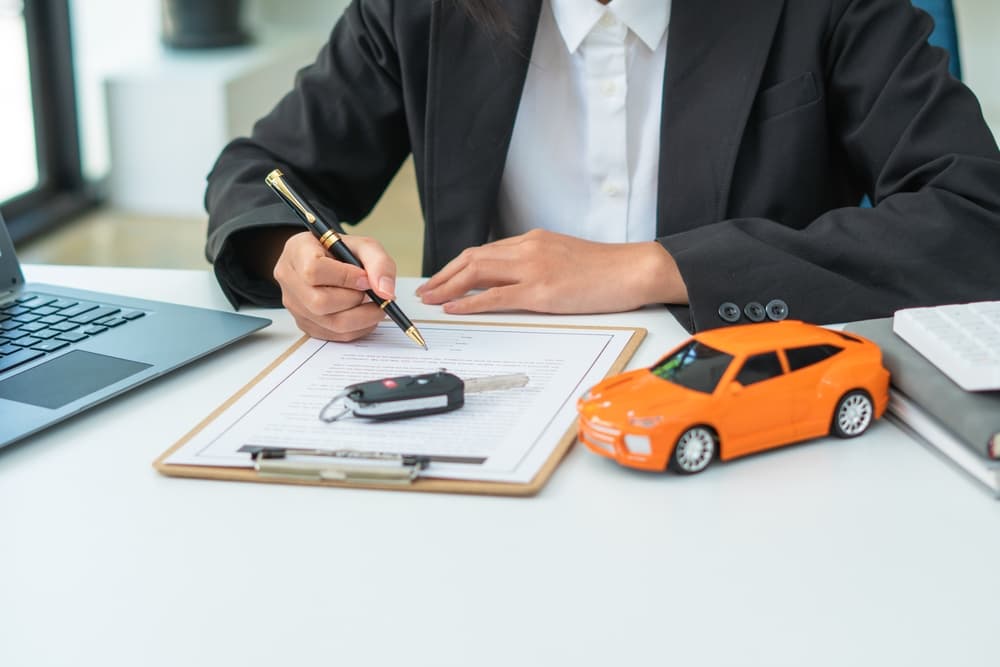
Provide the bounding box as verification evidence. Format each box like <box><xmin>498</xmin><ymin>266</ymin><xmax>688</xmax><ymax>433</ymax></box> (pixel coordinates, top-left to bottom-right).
<box><xmin>844</xmin><ymin>317</ymin><xmax>1000</xmax><ymax>497</ymax></box>
<box><xmin>0</xmin><ymin>212</ymin><xmax>271</xmax><ymax>450</ymax></box>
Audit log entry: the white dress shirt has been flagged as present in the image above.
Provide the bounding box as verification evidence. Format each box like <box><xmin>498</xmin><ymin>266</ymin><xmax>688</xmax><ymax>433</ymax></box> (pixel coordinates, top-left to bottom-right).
<box><xmin>496</xmin><ymin>0</ymin><xmax>671</xmax><ymax>244</ymax></box>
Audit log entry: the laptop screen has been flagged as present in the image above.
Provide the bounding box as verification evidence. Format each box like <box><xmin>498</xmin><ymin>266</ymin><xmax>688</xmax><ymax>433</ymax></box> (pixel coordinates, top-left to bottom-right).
<box><xmin>0</xmin><ymin>213</ymin><xmax>27</xmax><ymax>303</ymax></box>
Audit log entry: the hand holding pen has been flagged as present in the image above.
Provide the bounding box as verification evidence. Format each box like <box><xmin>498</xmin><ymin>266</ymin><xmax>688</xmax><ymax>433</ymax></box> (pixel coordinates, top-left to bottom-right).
<box><xmin>266</xmin><ymin>169</ymin><xmax>427</xmax><ymax>349</ymax></box>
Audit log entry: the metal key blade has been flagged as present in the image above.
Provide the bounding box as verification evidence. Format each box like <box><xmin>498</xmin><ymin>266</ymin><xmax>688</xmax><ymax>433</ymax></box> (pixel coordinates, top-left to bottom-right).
<box><xmin>463</xmin><ymin>373</ymin><xmax>529</xmax><ymax>394</ymax></box>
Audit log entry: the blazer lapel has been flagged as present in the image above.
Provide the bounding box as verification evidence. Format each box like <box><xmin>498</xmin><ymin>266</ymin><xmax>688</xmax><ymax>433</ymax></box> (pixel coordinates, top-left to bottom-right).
<box><xmin>657</xmin><ymin>0</ymin><xmax>786</xmax><ymax>236</ymax></box>
<box><xmin>423</xmin><ymin>0</ymin><xmax>542</xmax><ymax>272</ymax></box>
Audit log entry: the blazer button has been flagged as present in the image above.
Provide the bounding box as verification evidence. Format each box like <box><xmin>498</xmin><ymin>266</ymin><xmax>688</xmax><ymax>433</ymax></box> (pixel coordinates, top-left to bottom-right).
<box><xmin>718</xmin><ymin>302</ymin><xmax>741</xmax><ymax>323</ymax></box>
<box><xmin>744</xmin><ymin>302</ymin><xmax>766</xmax><ymax>322</ymax></box>
<box><xmin>765</xmin><ymin>299</ymin><xmax>789</xmax><ymax>321</ymax></box>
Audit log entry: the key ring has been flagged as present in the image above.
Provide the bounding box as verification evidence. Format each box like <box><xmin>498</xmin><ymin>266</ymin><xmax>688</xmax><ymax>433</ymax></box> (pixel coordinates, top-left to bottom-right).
<box><xmin>319</xmin><ymin>390</ymin><xmax>351</xmax><ymax>422</ymax></box>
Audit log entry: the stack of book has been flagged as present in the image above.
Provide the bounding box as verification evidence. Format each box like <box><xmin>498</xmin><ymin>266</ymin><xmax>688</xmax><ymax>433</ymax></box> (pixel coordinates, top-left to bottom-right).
<box><xmin>845</xmin><ymin>318</ymin><xmax>1000</xmax><ymax>497</ymax></box>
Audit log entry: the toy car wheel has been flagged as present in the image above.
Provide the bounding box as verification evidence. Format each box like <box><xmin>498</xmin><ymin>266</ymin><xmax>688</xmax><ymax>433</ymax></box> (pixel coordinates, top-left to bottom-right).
<box><xmin>668</xmin><ymin>426</ymin><xmax>717</xmax><ymax>474</ymax></box>
<box><xmin>831</xmin><ymin>390</ymin><xmax>874</xmax><ymax>438</ymax></box>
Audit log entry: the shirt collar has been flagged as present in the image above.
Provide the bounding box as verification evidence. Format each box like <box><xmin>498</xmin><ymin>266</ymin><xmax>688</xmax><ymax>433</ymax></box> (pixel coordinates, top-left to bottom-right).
<box><xmin>550</xmin><ymin>0</ymin><xmax>671</xmax><ymax>53</ymax></box>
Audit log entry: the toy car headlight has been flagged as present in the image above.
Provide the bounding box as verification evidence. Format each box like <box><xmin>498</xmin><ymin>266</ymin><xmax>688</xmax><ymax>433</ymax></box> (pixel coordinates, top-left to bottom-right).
<box><xmin>628</xmin><ymin>415</ymin><xmax>664</xmax><ymax>429</ymax></box>
<box><xmin>624</xmin><ymin>434</ymin><xmax>652</xmax><ymax>455</ymax></box>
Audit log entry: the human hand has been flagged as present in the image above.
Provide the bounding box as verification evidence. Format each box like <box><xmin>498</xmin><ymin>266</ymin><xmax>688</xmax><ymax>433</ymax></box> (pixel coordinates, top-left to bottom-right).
<box><xmin>273</xmin><ymin>231</ymin><xmax>396</xmax><ymax>341</ymax></box>
<box><xmin>416</xmin><ymin>229</ymin><xmax>688</xmax><ymax>314</ymax></box>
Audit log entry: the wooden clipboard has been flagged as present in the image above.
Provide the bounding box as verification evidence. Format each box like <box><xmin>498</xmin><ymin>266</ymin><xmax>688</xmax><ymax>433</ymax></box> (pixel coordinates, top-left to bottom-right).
<box><xmin>154</xmin><ymin>321</ymin><xmax>645</xmax><ymax>496</ymax></box>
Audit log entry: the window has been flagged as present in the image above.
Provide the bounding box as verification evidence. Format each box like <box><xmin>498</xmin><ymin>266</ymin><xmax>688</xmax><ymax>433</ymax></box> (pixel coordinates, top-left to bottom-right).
<box><xmin>0</xmin><ymin>0</ymin><xmax>91</xmax><ymax>242</ymax></box>
<box><xmin>834</xmin><ymin>331</ymin><xmax>862</xmax><ymax>344</ymax></box>
<box><xmin>785</xmin><ymin>344</ymin><xmax>843</xmax><ymax>371</ymax></box>
<box><xmin>650</xmin><ymin>340</ymin><xmax>734</xmax><ymax>394</ymax></box>
<box><xmin>0</xmin><ymin>2</ymin><xmax>39</xmax><ymax>202</ymax></box>
<box><xmin>734</xmin><ymin>352</ymin><xmax>783</xmax><ymax>386</ymax></box>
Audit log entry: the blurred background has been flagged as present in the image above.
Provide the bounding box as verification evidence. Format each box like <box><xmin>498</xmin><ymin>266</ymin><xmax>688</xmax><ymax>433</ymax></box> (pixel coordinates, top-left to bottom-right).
<box><xmin>1</xmin><ymin>0</ymin><xmax>998</xmax><ymax>277</ymax></box>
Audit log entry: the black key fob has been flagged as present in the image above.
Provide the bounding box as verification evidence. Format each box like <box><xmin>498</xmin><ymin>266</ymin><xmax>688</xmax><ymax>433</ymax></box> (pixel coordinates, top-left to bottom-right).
<box><xmin>343</xmin><ymin>371</ymin><xmax>465</xmax><ymax>420</ymax></box>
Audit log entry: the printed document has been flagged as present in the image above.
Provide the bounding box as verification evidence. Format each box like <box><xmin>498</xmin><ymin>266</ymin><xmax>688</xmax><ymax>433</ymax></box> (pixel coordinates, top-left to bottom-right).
<box><xmin>165</xmin><ymin>322</ymin><xmax>638</xmax><ymax>483</ymax></box>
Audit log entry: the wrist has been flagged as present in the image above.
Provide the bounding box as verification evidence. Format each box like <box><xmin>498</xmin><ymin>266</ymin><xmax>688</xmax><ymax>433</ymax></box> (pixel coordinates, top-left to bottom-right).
<box><xmin>232</xmin><ymin>226</ymin><xmax>299</xmax><ymax>283</ymax></box>
<box><xmin>629</xmin><ymin>241</ymin><xmax>688</xmax><ymax>306</ymax></box>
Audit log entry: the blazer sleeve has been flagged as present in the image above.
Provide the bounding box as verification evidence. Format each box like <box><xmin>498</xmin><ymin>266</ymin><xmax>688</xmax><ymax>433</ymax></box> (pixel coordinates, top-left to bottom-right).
<box><xmin>659</xmin><ymin>0</ymin><xmax>1000</xmax><ymax>331</ymax></box>
<box><xmin>204</xmin><ymin>0</ymin><xmax>412</xmax><ymax>308</ymax></box>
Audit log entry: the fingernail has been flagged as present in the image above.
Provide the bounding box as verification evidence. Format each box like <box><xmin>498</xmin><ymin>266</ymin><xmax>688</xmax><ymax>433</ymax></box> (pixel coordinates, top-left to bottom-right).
<box><xmin>414</xmin><ymin>285</ymin><xmax>424</xmax><ymax>296</ymax></box>
<box><xmin>379</xmin><ymin>276</ymin><xmax>395</xmax><ymax>297</ymax></box>
<box><xmin>355</xmin><ymin>276</ymin><xmax>371</xmax><ymax>291</ymax></box>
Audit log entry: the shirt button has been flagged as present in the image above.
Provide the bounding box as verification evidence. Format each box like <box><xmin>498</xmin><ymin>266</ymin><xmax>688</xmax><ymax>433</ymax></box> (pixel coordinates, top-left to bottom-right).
<box><xmin>600</xmin><ymin>80</ymin><xmax>617</xmax><ymax>97</ymax></box>
<box><xmin>601</xmin><ymin>181</ymin><xmax>621</xmax><ymax>197</ymax></box>
<box><xmin>599</xmin><ymin>13</ymin><xmax>617</xmax><ymax>28</ymax></box>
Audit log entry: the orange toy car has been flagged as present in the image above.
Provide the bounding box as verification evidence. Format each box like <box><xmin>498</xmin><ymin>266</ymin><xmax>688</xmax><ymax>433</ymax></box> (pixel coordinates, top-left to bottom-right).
<box><xmin>577</xmin><ymin>321</ymin><xmax>890</xmax><ymax>474</ymax></box>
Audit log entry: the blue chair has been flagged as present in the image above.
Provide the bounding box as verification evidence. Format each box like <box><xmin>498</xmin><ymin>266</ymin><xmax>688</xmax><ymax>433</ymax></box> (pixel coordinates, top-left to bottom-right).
<box><xmin>912</xmin><ymin>0</ymin><xmax>962</xmax><ymax>80</ymax></box>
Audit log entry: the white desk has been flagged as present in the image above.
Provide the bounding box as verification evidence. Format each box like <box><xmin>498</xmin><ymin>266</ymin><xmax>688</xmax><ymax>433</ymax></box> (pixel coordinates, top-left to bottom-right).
<box><xmin>2</xmin><ymin>265</ymin><xmax>998</xmax><ymax>667</ymax></box>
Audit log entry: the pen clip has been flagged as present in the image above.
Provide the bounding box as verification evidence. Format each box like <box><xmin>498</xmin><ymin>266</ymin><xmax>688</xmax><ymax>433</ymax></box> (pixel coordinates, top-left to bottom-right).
<box><xmin>265</xmin><ymin>169</ymin><xmax>317</xmax><ymax>225</ymax></box>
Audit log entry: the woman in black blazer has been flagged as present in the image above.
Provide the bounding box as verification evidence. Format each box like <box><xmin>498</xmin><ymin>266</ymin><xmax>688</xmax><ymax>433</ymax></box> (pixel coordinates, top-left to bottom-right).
<box><xmin>205</xmin><ymin>0</ymin><xmax>1000</xmax><ymax>338</ymax></box>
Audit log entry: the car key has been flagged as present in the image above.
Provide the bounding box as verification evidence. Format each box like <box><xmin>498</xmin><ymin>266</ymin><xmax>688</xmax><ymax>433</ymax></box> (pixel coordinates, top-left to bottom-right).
<box><xmin>320</xmin><ymin>371</ymin><xmax>529</xmax><ymax>422</ymax></box>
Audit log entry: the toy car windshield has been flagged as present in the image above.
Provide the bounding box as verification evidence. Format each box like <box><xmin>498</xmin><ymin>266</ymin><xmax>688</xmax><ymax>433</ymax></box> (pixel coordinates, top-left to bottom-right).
<box><xmin>650</xmin><ymin>340</ymin><xmax>733</xmax><ymax>394</ymax></box>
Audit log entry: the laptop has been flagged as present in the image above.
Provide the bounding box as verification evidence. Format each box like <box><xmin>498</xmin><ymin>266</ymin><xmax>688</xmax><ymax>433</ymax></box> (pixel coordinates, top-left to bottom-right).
<box><xmin>0</xmin><ymin>213</ymin><xmax>271</xmax><ymax>450</ymax></box>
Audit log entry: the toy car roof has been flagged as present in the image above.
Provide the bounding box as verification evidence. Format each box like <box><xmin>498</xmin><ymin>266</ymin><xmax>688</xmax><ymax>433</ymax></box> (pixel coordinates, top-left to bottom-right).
<box><xmin>692</xmin><ymin>320</ymin><xmax>864</xmax><ymax>356</ymax></box>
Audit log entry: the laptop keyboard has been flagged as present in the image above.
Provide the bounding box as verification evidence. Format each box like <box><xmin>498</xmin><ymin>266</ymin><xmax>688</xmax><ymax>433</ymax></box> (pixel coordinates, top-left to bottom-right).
<box><xmin>0</xmin><ymin>292</ymin><xmax>146</xmax><ymax>375</ymax></box>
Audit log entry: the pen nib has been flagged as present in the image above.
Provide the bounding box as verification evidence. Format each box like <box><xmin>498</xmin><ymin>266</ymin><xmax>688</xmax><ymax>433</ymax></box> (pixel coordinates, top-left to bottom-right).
<box><xmin>405</xmin><ymin>326</ymin><xmax>428</xmax><ymax>350</ymax></box>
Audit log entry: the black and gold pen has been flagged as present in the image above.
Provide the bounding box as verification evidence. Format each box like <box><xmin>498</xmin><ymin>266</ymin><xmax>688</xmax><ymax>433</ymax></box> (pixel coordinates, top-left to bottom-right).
<box><xmin>265</xmin><ymin>168</ymin><xmax>427</xmax><ymax>350</ymax></box>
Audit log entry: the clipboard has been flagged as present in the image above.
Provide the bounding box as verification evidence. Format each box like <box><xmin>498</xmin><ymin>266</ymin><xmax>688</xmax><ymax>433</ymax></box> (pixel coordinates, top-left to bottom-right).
<box><xmin>154</xmin><ymin>321</ymin><xmax>645</xmax><ymax>496</ymax></box>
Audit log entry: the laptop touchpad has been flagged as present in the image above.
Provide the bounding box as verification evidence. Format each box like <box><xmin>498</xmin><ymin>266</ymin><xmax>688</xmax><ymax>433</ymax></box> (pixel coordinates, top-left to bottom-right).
<box><xmin>0</xmin><ymin>351</ymin><xmax>152</xmax><ymax>409</ymax></box>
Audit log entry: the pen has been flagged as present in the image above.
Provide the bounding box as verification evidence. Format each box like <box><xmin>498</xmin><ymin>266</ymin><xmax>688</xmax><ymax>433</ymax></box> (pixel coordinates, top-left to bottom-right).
<box><xmin>265</xmin><ymin>168</ymin><xmax>427</xmax><ymax>350</ymax></box>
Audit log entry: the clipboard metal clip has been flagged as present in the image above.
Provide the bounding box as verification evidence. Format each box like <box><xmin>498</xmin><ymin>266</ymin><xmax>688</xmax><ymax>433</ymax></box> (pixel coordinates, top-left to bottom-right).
<box><xmin>245</xmin><ymin>447</ymin><xmax>431</xmax><ymax>486</ymax></box>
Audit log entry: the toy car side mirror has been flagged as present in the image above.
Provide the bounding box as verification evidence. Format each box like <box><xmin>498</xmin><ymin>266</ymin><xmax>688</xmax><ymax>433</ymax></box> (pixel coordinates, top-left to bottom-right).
<box><xmin>728</xmin><ymin>382</ymin><xmax>742</xmax><ymax>396</ymax></box>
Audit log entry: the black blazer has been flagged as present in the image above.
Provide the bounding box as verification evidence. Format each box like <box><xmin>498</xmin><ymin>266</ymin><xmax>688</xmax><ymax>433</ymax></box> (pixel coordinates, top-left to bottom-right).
<box><xmin>205</xmin><ymin>0</ymin><xmax>1000</xmax><ymax>331</ymax></box>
